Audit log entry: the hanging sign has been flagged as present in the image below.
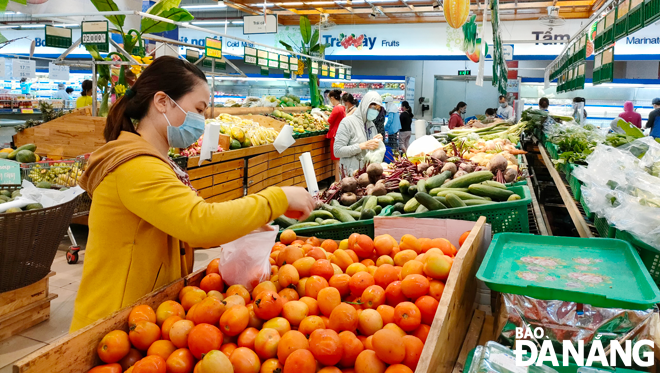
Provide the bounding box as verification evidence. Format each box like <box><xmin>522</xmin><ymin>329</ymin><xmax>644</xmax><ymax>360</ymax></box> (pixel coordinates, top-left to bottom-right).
<box><xmin>329</xmin><ymin>66</ymin><xmax>336</xmax><ymax>78</ymax></box>
<box><xmin>0</xmin><ymin>159</ymin><xmax>20</xmax><ymax>185</ymax></box>
<box><xmin>260</xmin><ymin>67</ymin><xmax>269</xmax><ymax>76</ymax></box>
<box><xmin>12</xmin><ymin>59</ymin><xmax>35</xmax><ymax>79</ymax></box>
<box><xmin>268</xmin><ymin>52</ymin><xmax>279</xmax><ymax>69</ymax></box>
<box><xmin>321</xmin><ymin>64</ymin><xmax>328</xmax><ymax>77</ymax></box>
<box><xmin>205</xmin><ymin>37</ymin><xmax>223</xmax><ymax>60</ymax></box>
<box><xmin>283</xmin><ymin>70</ymin><xmax>291</xmax><ymax>79</ymax></box>
<box><xmin>186</xmin><ymin>49</ymin><xmax>200</xmax><ymax>63</ymax></box>
<box><xmin>48</xmin><ymin>62</ymin><xmax>69</xmax><ymax>81</ymax></box>
<box><xmin>289</xmin><ymin>57</ymin><xmax>298</xmax><ymax>72</ymax></box>
<box><xmin>257</xmin><ymin>49</ymin><xmax>269</xmax><ymax>67</ymax></box>
<box><xmin>346</xmin><ymin>69</ymin><xmax>351</xmax><ymax>80</ymax></box>
<box><xmin>45</xmin><ymin>25</ymin><xmax>72</xmax><ymax>49</ymax></box>
<box><xmin>279</xmin><ymin>55</ymin><xmax>289</xmax><ymax>70</ymax></box>
<box><xmin>81</xmin><ymin>20</ymin><xmax>109</xmax><ymax>53</ymax></box>
<box><xmin>243</xmin><ymin>14</ymin><xmax>278</xmax><ymax>34</ymax></box>
<box><xmin>458</xmin><ymin>70</ymin><xmax>471</xmax><ymax>75</ymax></box>
<box><xmin>243</xmin><ymin>47</ymin><xmax>257</xmax><ymax>65</ymax></box>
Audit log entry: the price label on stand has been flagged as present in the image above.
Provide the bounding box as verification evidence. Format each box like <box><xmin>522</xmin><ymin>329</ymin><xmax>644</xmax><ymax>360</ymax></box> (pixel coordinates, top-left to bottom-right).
<box><xmin>12</xmin><ymin>59</ymin><xmax>35</xmax><ymax>79</ymax></box>
<box><xmin>279</xmin><ymin>55</ymin><xmax>289</xmax><ymax>70</ymax></box>
<box><xmin>205</xmin><ymin>37</ymin><xmax>223</xmax><ymax>60</ymax></box>
<box><xmin>0</xmin><ymin>159</ymin><xmax>20</xmax><ymax>185</ymax></box>
<box><xmin>321</xmin><ymin>65</ymin><xmax>328</xmax><ymax>77</ymax></box>
<box><xmin>49</xmin><ymin>62</ymin><xmax>69</xmax><ymax>81</ymax></box>
<box><xmin>81</xmin><ymin>21</ymin><xmax>109</xmax><ymax>52</ymax></box>
<box><xmin>329</xmin><ymin>66</ymin><xmax>336</xmax><ymax>78</ymax></box>
<box><xmin>346</xmin><ymin>69</ymin><xmax>351</xmax><ymax>80</ymax></box>
<box><xmin>244</xmin><ymin>47</ymin><xmax>257</xmax><ymax>65</ymax></box>
<box><xmin>45</xmin><ymin>25</ymin><xmax>72</xmax><ymax>49</ymax></box>
<box><xmin>290</xmin><ymin>57</ymin><xmax>298</xmax><ymax>71</ymax></box>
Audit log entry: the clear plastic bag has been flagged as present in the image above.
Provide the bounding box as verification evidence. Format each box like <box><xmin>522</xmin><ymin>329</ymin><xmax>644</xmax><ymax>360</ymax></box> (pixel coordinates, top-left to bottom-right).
<box><xmin>364</xmin><ymin>140</ymin><xmax>386</xmax><ymax>165</ymax></box>
<box><xmin>219</xmin><ymin>227</ymin><xmax>278</xmax><ymax>292</ymax></box>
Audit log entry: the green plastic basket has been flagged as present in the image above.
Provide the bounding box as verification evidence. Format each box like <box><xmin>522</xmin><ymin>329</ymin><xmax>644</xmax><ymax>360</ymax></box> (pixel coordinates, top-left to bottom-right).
<box><xmin>616</xmin><ymin>229</ymin><xmax>660</xmax><ymax>286</ymax></box>
<box><xmin>568</xmin><ymin>174</ymin><xmax>582</xmax><ymax>200</ymax></box>
<box><xmin>594</xmin><ymin>215</ymin><xmax>616</xmax><ymax>238</ymax></box>
<box><xmin>476</xmin><ymin>233</ymin><xmax>660</xmax><ymax>310</ymax></box>
<box><xmin>579</xmin><ymin>193</ymin><xmax>594</xmax><ymax>221</ymax></box>
<box><xmin>282</xmin><ymin>186</ymin><xmax>532</xmax><ymax>239</ymax></box>
<box><xmin>645</xmin><ymin>0</ymin><xmax>660</xmax><ymax>24</ymax></box>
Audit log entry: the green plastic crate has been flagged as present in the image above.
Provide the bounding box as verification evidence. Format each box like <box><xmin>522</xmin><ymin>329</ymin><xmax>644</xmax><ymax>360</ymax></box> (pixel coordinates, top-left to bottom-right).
<box><xmin>645</xmin><ymin>0</ymin><xmax>660</xmax><ymax>24</ymax></box>
<box><xmin>568</xmin><ymin>174</ymin><xmax>582</xmax><ymax>200</ymax></box>
<box><xmin>579</xmin><ymin>193</ymin><xmax>594</xmax><ymax>220</ymax></box>
<box><xmin>477</xmin><ymin>233</ymin><xmax>660</xmax><ymax>309</ymax></box>
<box><xmin>616</xmin><ymin>229</ymin><xmax>660</xmax><ymax>286</ymax></box>
<box><xmin>283</xmin><ymin>186</ymin><xmax>532</xmax><ymax>239</ymax></box>
<box><xmin>594</xmin><ymin>215</ymin><xmax>616</xmax><ymax>238</ymax></box>
<box><xmin>628</xmin><ymin>1</ymin><xmax>645</xmax><ymax>33</ymax></box>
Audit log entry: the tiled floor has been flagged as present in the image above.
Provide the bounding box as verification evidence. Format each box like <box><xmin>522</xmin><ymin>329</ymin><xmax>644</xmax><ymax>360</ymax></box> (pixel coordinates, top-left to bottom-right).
<box><xmin>0</xmin><ymin>245</ymin><xmax>224</xmax><ymax>372</ymax></box>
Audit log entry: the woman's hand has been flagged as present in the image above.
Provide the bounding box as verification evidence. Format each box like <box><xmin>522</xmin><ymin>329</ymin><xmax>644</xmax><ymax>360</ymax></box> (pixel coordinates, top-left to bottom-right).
<box><xmin>373</xmin><ymin>134</ymin><xmax>383</xmax><ymax>141</ymax></box>
<box><xmin>281</xmin><ymin>187</ymin><xmax>315</xmax><ymax>221</ymax></box>
<box><xmin>360</xmin><ymin>139</ymin><xmax>380</xmax><ymax>150</ymax></box>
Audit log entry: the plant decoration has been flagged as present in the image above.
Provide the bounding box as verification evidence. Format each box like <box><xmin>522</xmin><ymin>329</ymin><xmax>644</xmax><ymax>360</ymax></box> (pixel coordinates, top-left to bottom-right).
<box><xmin>279</xmin><ymin>16</ymin><xmax>329</xmax><ymax>108</ymax></box>
<box><xmin>87</xmin><ymin>0</ymin><xmax>193</xmax><ymax>116</ymax></box>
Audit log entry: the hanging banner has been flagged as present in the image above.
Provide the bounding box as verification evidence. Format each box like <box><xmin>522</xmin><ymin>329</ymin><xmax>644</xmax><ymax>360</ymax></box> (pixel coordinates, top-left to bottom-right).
<box><xmin>243</xmin><ymin>14</ymin><xmax>278</xmax><ymax>34</ymax></box>
<box><xmin>12</xmin><ymin>59</ymin><xmax>36</xmax><ymax>79</ymax></box>
<box><xmin>81</xmin><ymin>20</ymin><xmax>109</xmax><ymax>53</ymax></box>
<box><xmin>48</xmin><ymin>62</ymin><xmax>70</xmax><ymax>81</ymax></box>
<box><xmin>44</xmin><ymin>25</ymin><xmax>72</xmax><ymax>49</ymax></box>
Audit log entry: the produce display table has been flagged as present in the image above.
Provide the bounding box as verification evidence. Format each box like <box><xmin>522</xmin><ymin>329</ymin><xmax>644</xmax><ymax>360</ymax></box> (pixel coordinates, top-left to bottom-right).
<box><xmin>0</xmin><ymin>272</ymin><xmax>57</xmax><ymax>342</ymax></box>
<box><xmin>186</xmin><ymin>135</ymin><xmax>333</xmax><ymax>201</ymax></box>
<box><xmin>13</xmin><ymin>217</ymin><xmax>488</xmax><ymax>373</ymax></box>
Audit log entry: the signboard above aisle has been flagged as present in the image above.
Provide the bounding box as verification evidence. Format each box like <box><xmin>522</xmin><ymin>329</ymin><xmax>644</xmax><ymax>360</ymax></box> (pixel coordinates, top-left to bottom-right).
<box><xmin>244</xmin><ymin>15</ymin><xmax>278</xmax><ymax>34</ymax></box>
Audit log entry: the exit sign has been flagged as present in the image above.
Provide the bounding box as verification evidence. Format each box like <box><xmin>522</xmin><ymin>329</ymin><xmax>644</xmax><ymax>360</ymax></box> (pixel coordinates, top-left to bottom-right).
<box><xmin>458</xmin><ymin>70</ymin><xmax>471</xmax><ymax>76</ymax></box>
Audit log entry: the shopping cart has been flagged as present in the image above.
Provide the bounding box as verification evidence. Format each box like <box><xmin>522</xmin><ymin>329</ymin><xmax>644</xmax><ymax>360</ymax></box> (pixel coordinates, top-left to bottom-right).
<box><xmin>20</xmin><ymin>154</ymin><xmax>90</xmax><ymax>264</ymax></box>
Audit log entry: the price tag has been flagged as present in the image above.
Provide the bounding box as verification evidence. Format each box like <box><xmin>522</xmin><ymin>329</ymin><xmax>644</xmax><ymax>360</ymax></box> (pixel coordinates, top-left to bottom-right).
<box><xmin>49</xmin><ymin>62</ymin><xmax>69</xmax><ymax>81</ymax></box>
<box><xmin>579</xmin><ymin>63</ymin><xmax>586</xmax><ymax>76</ymax></box>
<box><xmin>594</xmin><ymin>53</ymin><xmax>602</xmax><ymax>69</ymax></box>
<box><xmin>618</xmin><ymin>0</ymin><xmax>630</xmax><ymax>18</ymax></box>
<box><xmin>205</xmin><ymin>37</ymin><xmax>222</xmax><ymax>60</ymax></box>
<box><xmin>339</xmin><ymin>68</ymin><xmax>345</xmax><ymax>75</ymax></box>
<box><xmin>321</xmin><ymin>65</ymin><xmax>328</xmax><ymax>77</ymax></box>
<box><xmin>339</xmin><ymin>74</ymin><xmax>345</xmax><ymax>79</ymax></box>
<box><xmin>269</xmin><ymin>52</ymin><xmax>279</xmax><ymax>61</ymax></box>
<box><xmin>244</xmin><ymin>55</ymin><xmax>257</xmax><ymax>65</ymax></box>
<box><xmin>244</xmin><ymin>47</ymin><xmax>257</xmax><ymax>56</ymax></box>
<box><xmin>311</xmin><ymin>61</ymin><xmax>318</xmax><ymax>69</ymax></box>
<box><xmin>21</xmin><ymin>108</ymin><xmax>34</xmax><ymax>114</ymax></box>
<box><xmin>0</xmin><ymin>159</ymin><xmax>20</xmax><ymax>185</ymax></box>
<box><xmin>279</xmin><ymin>55</ymin><xmax>289</xmax><ymax>63</ymax></box>
<box><xmin>605</xmin><ymin>10</ymin><xmax>616</xmax><ymax>28</ymax></box>
<box><xmin>81</xmin><ymin>20</ymin><xmax>109</xmax><ymax>52</ymax></box>
<box><xmin>12</xmin><ymin>59</ymin><xmax>36</xmax><ymax>79</ymax></box>
<box><xmin>280</xmin><ymin>62</ymin><xmax>289</xmax><ymax>70</ymax></box>
<box><xmin>258</xmin><ymin>58</ymin><xmax>269</xmax><ymax>67</ymax></box>
<box><xmin>597</xmin><ymin>19</ymin><xmax>605</xmax><ymax>35</ymax></box>
<box><xmin>269</xmin><ymin>59</ymin><xmax>279</xmax><ymax>68</ymax></box>
<box><xmin>603</xmin><ymin>47</ymin><xmax>614</xmax><ymax>64</ymax></box>
<box><xmin>186</xmin><ymin>49</ymin><xmax>200</xmax><ymax>63</ymax></box>
<box><xmin>312</xmin><ymin>68</ymin><xmax>318</xmax><ymax>75</ymax></box>
<box><xmin>45</xmin><ymin>25</ymin><xmax>72</xmax><ymax>49</ymax></box>
<box><xmin>258</xmin><ymin>50</ymin><xmax>269</xmax><ymax>59</ymax></box>
<box><xmin>329</xmin><ymin>66</ymin><xmax>336</xmax><ymax>78</ymax></box>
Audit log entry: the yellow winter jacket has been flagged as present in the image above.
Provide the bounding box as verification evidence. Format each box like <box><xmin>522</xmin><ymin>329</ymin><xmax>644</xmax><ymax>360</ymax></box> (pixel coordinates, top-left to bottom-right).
<box><xmin>70</xmin><ymin>131</ymin><xmax>288</xmax><ymax>332</ymax></box>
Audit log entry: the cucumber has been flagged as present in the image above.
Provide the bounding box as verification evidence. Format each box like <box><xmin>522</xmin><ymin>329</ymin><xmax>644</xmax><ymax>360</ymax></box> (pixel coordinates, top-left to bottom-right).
<box><xmin>321</xmin><ymin>219</ymin><xmax>341</xmax><ymax>225</ymax></box>
<box><xmin>403</xmin><ymin>198</ymin><xmax>420</xmax><ymax>213</ymax></box>
<box><xmin>415</xmin><ymin>204</ymin><xmax>429</xmax><ymax>213</ymax></box>
<box><xmin>379</xmin><ymin>205</ymin><xmax>395</xmax><ymax>216</ymax></box>
<box><xmin>316</xmin><ymin>218</ymin><xmax>324</xmax><ymax>224</ymax></box>
<box><xmin>330</xmin><ymin>199</ymin><xmax>342</xmax><ymax>207</ymax></box>
<box><xmin>408</xmin><ymin>185</ymin><xmax>418</xmax><ymax>196</ymax></box>
<box><xmin>433</xmin><ymin>196</ymin><xmax>447</xmax><ymax>205</ymax></box>
<box><xmin>464</xmin><ymin>199</ymin><xmax>496</xmax><ymax>206</ymax></box>
<box><xmin>416</xmin><ymin>179</ymin><xmax>426</xmax><ymax>194</ymax></box>
<box><xmin>346</xmin><ymin>210</ymin><xmax>362</xmax><ymax>219</ymax></box>
<box><xmin>330</xmin><ymin>207</ymin><xmax>356</xmax><ymax>223</ymax></box>
<box><xmin>435</xmin><ymin>191</ymin><xmax>489</xmax><ymax>201</ymax></box>
<box><xmin>415</xmin><ymin>192</ymin><xmax>447</xmax><ymax>211</ymax></box>
<box><xmin>302</xmin><ymin>210</ymin><xmax>335</xmax><ymax>222</ymax></box>
<box><xmin>392</xmin><ymin>202</ymin><xmax>405</xmax><ymax>213</ymax></box>
<box><xmin>356</xmin><ymin>206</ymin><xmax>363</xmax><ymax>212</ymax></box>
<box><xmin>7</xmin><ymin>144</ymin><xmax>36</xmax><ymax>160</ymax></box>
<box><xmin>350</xmin><ymin>197</ymin><xmax>367</xmax><ymax>210</ymax></box>
<box><xmin>481</xmin><ymin>180</ymin><xmax>507</xmax><ymax>190</ymax></box>
<box><xmin>287</xmin><ymin>222</ymin><xmax>320</xmax><ymax>230</ymax></box>
<box><xmin>320</xmin><ymin>204</ymin><xmax>333</xmax><ymax>212</ymax></box>
<box><xmin>374</xmin><ymin>205</ymin><xmax>382</xmax><ymax>214</ymax></box>
<box><xmin>360</xmin><ymin>208</ymin><xmax>376</xmax><ymax>220</ymax></box>
<box><xmin>429</xmin><ymin>187</ymin><xmax>469</xmax><ymax>196</ymax></box>
<box><xmin>442</xmin><ymin>171</ymin><xmax>495</xmax><ymax>188</ymax></box>
<box><xmin>467</xmin><ymin>184</ymin><xmax>515</xmax><ymax>201</ymax></box>
<box><xmin>377</xmin><ymin>195</ymin><xmax>395</xmax><ymax>206</ymax></box>
<box><xmin>387</xmin><ymin>192</ymin><xmax>404</xmax><ymax>203</ymax></box>
<box><xmin>392</xmin><ymin>211</ymin><xmax>402</xmax><ymax>216</ymax></box>
<box><xmin>399</xmin><ymin>180</ymin><xmax>410</xmax><ymax>195</ymax></box>
<box><xmin>445</xmin><ymin>193</ymin><xmax>467</xmax><ymax>208</ymax></box>
<box><xmin>364</xmin><ymin>196</ymin><xmax>378</xmax><ymax>211</ymax></box>
<box><xmin>274</xmin><ymin>215</ymin><xmax>298</xmax><ymax>228</ymax></box>
<box><xmin>426</xmin><ymin>171</ymin><xmax>453</xmax><ymax>190</ymax></box>
<box><xmin>507</xmin><ymin>194</ymin><xmax>522</xmax><ymax>201</ymax></box>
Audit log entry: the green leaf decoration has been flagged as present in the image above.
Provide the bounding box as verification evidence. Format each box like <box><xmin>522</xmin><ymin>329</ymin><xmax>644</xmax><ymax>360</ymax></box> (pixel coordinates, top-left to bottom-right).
<box><xmin>147</xmin><ymin>0</ymin><xmax>180</xmax><ymax>15</ymax></box>
<box><xmin>300</xmin><ymin>16</ymin><xmax>311</xmax><ymax>44</ymax></box>
<box><xmin>311</xmin><ymin>28</ymin><xmax>319</xmax><ymax>46</ymax></box>
<box><xmin>90</xmin><ymin>0</ymin><xmax>125</xmax><ymax>29</ymax></box>
<box><xmin>141</xmin><ymin>7</ymin><xmax>193</xmax><ymax>34</ymax></box>
<box><xmin>280</xmin><ymin>40</ymin><xmax>294</xmax><ymax>52</ymax></box>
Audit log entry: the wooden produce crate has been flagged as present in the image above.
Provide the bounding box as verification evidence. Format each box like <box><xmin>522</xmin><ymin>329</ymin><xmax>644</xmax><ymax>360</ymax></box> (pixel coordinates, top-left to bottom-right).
<box><xmin>0</xmin><ymin>272</ymin><xmax>57</xmax><ymax>342</ymax></box>
<box><xmin>188</xmin><ymin>158</ymin><xmax>245</xmax><ymax>203</ymax></box>
<box><xmin>13</xmin><ymin>111</ymin><xmax>106</xmax><ymax>159</ymax></box>
<box><xmin>206</xmin><ymin>106</ymin><xmax>310</xmax><ymax>118</ymax></box>
<box><xmin>15</xmin><ymin>217</ymin><xmax>486</xmax><ymax>373</ymax></box>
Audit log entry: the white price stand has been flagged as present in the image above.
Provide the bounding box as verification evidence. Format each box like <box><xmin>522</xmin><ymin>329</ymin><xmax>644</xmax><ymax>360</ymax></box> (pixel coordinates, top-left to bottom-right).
<box><xmin>48</xmin><ymin>62</ymin><xmax>70</xmax><ymax>81</ymax></box>
<box><xmin>12</xmin><ymin>59</ymin><xmax>36</xmax><ymax>79</ymax></box>
<box><xmin>299</xmin><ymin>152</ymin><xmax>319</xmax><ymax>197</ymax></box>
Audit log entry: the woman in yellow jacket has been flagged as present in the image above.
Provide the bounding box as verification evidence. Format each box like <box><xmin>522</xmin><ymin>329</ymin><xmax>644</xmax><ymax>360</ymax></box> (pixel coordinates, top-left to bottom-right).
<box><xmin>75</xmin><ymin>79</ymin><xmax>94</xmax><ymax>108</ymax></box>
<box><xmin>71</xmin><ymin>56</ymin><xmax>314</xmax><ymax>332</ymax></box>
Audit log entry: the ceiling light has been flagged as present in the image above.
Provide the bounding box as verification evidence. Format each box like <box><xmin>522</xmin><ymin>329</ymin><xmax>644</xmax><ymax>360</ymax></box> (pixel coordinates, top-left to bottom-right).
<box><xmin>54</xmin><ymin>24</ymin><xmax>78</xmax><ymax>27</ymax></box>
<box><xmin>21</xmin><ymin>24</ymin><xmax>45</xmax><ymax>29</ymax></box>
<box><xmin>232</xmin><ymin>20</ymin><xmax>245</xmax><ymax>24</ymax></box>
<box><xmin>192</xmin><ymin>21</ymin><xmax>229</xmax><ymax>25</ymax></box>
<box><xmin>277</xmin><ymin>1</ymin><xmax>304</xmax><ymax>4</ymax></box>
<box><xmin>182</xmin><ymin>2</ymin><xmax>227</xmax><ymax>10</ymax></box>
<box><xmin>0</xmin><ymin>26</ymin><xmax>17</xmax><ymax>29</ymax></box>
<box><xmin>306</xmin><ymin>1</ymin><xmax>335</xmax><ymax>4</ymax></box>
<box><xmin>370</xmin><ymin>0</ymin><xmax>399</xmax><ymax>3</ymax></box>
<box><xmin>253</xmin><ymin>2</ymin><xmax>275</xmax><ymax>6</ymax></box>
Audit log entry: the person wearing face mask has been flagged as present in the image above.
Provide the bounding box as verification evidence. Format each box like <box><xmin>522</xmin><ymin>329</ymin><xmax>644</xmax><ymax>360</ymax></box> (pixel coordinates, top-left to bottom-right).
<box><xmin>334</xmin><ymin>91</ymin><xmax>384</xmax><ymax>175</ymax></box>
<box><xmin>326</xmin><ymin>89</ymin><xmax>346</xmax><ymax>181</ymax></box>
<box><xmin>70</xmin><ymin>57</ymin><xmax>314</xmax><ymax>332</ymax></box>
<box><xmin>342</xmin><ymin>93</ymin><xmax>357</xmax><ymax>115</ymax></box>
<box><xmin>496</xmin><ymin>95</ymin><xmax>514</xmax><ymax>123</ymax></box>
<box><xmin>448</xmin><ymin>101</ymin><xmax>467</xmax><ymax>129</ymax></box>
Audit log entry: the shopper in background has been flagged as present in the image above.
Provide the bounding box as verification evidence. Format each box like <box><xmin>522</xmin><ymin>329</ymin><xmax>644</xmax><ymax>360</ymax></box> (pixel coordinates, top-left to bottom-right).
<box><xmin>70</xmin><ymin>56</ymin><xmax>314</xmax><ymax>332</ymax></box>
<box><xmin>323</xmin><ymin>89</ymin><xmax>331</xmax><ymax>106</ymax></box>
<box><xmin>326</xmin><ymin>89</ymin><xmax>346</xmax><ymax>181</ymax></box>
<box><xmin>76</xmin><ymin>80</ymin><xmax>94</xmax><ymax>108</ymax></box>
<box><xmin>646</xmin><ymin>97</ymin><xmax>660</xmax><ymax>139</ymax></box>
<box><xmin>342</xmin><ymin>93</ymin><xmax>357</xmax><ymax>115</ymax></box>
<box><xmin>448</xmin><ymin>101</ymin><xmax>467</xmax><ymax>129</ymax></box>
<box><xmin>539</xmin><ymin>97</ymin><xmax>549</xmax><ymax>111</ymax></box>
<box><xmin>485</xmin><ymin>108</ymin><xmax>497</xmax><ymax>119</ymax></box>
<box><xmin>385</xmin><ymin>96</ymin><xmax>401</xmax><ymax>152</ymax></box>
<box><xmin>65</xmin><ymin>87</ymin><xmax>74</xmax><ymax>97</ymax></box>
<box><xmin>399</xmin><ymin>100</ymin><xmax>413</xmax><ymax>153</ymax></box>
<box><xmin>52</xmin><ymin>83</ymin><xmax>70</xmax><ymax>100</ymax></box>
<box><xmin>572</xmin><ymin>97</ymin><xmax>587</xmax><ymax>121</ymax></box>
<box><xmin>334</xmin><ymin>91</ymin><xmax>384</xmax><ymax>175</ymax></box>
<box><xmin>618</xmin><ymin>101</ymin><xmax>642</xmax><ymax>128</ymax></box>
<box><xmin>19</xmin><ymin>78</ymin><xmax>31</xmax><ymax>96</ymax></box>
<box><xmin>496</xmin><ymin>95</ymin><xmax>514</xmax><ymax>123</ymax></box>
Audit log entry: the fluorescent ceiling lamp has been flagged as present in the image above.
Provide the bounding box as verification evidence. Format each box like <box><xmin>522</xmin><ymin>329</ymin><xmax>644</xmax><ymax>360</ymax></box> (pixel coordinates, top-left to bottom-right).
<box><xmin>183</xmin><ymin>2</ymin><xmax>227</xmax><ymax>9</ymax></box>
<box><xmin>192</xmin><ymin>21</ymin><xmax>229</xmax><ymax>25</ymax></box>
<box><xmin>306</xmin><ymin>1</ymin><xmax>336</xmax><ymax>4</ymax></box>
<box><xmin>277</xmin><ymin>1</ymin><xmax>304</xmax><ymax>4</ymax></box>
<box><xmin>0</xmin><ymin>26</ymin><xmax>17</xmax><ymax>29</ymax></box>
<box><xmin>370</xmin><ymin>0</ymin><xmax>400</xmax><ymax>3</ymax></box>
<box><xmin>54</xmin><ymin>24</ymin><xmax>78</xmax><ymax>27</ymax></box>
<box><xmin>252</xmin><ymin>2</ymin><xmax>275</xmax><ymax>6</ymax></box>
<box><xmin>232</xmin><ymin>20</ymin><xmax>244</xmax><ymax>24</ymax></box>
<box><xmin>20</xmin><ymin>24</ymin><xmax>45</xmax><ymax>28</ymax></box>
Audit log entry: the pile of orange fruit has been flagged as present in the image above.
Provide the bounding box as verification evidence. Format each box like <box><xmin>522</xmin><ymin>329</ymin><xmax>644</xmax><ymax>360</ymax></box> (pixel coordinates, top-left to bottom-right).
<box><xmin>88</xmin><ymin>230</ymin><xmax>470</xmax><ymax>373</ymax></box>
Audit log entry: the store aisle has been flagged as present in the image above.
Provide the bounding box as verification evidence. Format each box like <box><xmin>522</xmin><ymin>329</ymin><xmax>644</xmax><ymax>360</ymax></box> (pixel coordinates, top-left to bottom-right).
<box><xmin>0</xmin><ymin>246</ymin><xmax>224</xmax><ymax>372</ymax></box>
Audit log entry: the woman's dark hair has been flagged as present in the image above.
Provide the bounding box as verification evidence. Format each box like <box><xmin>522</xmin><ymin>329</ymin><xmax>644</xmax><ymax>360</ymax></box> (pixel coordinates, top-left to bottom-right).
<box><xmin>485</xmin><ymin>108</ymin><xmax>496</xmax><ymax>116</ymax></box>
<box><xmin>81</xmin><ymin>80</ymin><xmax>93</xmax><ymax>96</ymax></box>
<box><xmin>66</xmin><ymin>87</ymin><xmax>74</xmax><ymax>94</ymax></box>
<box><xmin>401</xmin><ymin>101</ymin><xmax>411</xmax><ymax>112</ymax></box>
<box><xmin>105</xmin><ymin>56</ymin><xmax>207</xmax><ymax>142</ymax></box>
<box><xmin>499</xmin><ymin>95</ymin><xmax>507</xmax><ymax>101</ymax></box>
<box><xmin>573</xmin><ymin>97</ymin><xmax>586</xmax><ymax>103</ymax></box>
<box><xmin>328</xmin><ymin>89</ymin><xmax>342</xmax><ymax>101</ymax></box>
<box><xmin>450</xmin><ymin>101</ymin><xmax>467</xmax><ymax>116</ymax></box>
<box><xmin>539</xmin><ymin>97</ymin><xmax>549</xmax><ymax>109</ymax></box>
<box><xmin>342</xmin><ymin>93</ymin><xmax>357</xmax><ymax>106</ymax></box>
